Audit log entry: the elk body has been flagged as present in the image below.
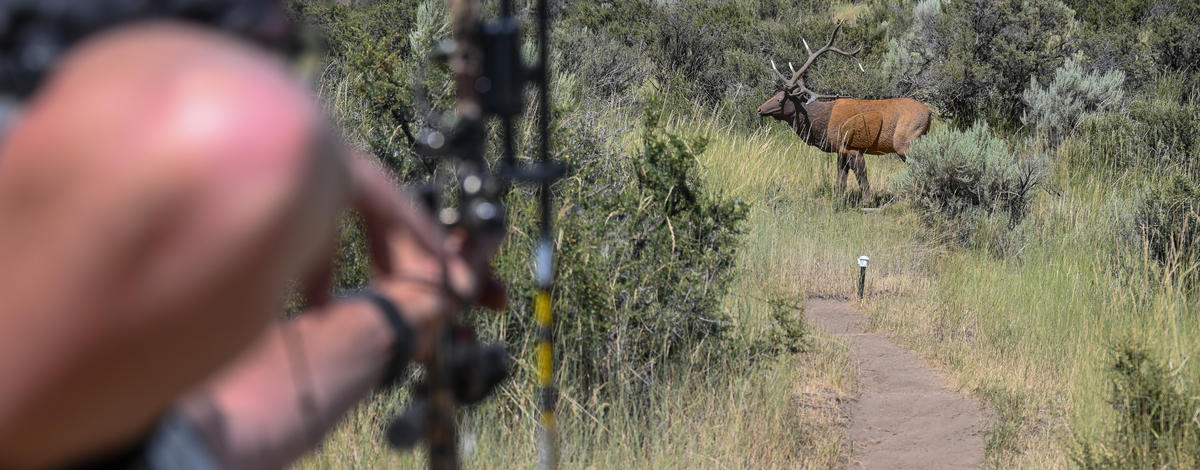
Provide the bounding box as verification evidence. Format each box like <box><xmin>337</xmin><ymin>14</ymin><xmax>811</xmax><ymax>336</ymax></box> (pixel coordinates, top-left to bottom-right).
<box><xmin>758</xmin><ymin>23</ymin><xmax>931</xmax><ymax>200</ymax></box>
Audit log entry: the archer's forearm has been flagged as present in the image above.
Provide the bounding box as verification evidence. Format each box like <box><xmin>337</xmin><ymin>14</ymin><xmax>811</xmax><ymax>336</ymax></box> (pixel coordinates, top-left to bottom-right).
<box><xmin>178</xmin><ymin>297</ymin><xmax>397</xmax><ymax>470</ymax></box>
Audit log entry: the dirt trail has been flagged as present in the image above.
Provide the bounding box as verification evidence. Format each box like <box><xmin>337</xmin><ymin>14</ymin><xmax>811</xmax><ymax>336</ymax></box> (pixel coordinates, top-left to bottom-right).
<box><xmin>807</xmin><ymin>299</ymin><xmax>989</xmax><ymax>469</ymax></box>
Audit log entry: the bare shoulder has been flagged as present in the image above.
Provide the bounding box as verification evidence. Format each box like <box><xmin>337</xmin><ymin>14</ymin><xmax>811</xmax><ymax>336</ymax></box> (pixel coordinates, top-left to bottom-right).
<box><xmin>0</xmin><ymin>24</ymin><xmax>340</xmax><ymax>468</ymax></box>
<box><xmin>29</xmin><ymin>22</ymin><xmax>320</xmax><ymax>180</ymax></box>
<box><xmin>4</xmin><ymin>20</ymin><xmax>340</xmax><ymax>265</ymax></box>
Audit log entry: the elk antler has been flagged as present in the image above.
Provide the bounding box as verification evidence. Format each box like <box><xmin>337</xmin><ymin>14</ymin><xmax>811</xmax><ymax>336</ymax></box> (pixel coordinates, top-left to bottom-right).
<box><xmin>769</xmin><ymin>59</ymin><xmax>789</xmax><ymax>83</ymax></box>
<box><xmin>770</xmin><ymin>21</ymin><xmax>865</xmax><ymax>103</ymax></box>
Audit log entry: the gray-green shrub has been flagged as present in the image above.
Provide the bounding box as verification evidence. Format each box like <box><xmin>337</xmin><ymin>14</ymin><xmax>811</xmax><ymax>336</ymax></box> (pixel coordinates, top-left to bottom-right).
<box><xmin>894</xmin><ymin>122</ymin><xmax>1047</xmax><ymax>248</ymax></box>
<box><xmin>881</xmin><ymin>0</ymin><xmax>943</xmax><ymax>97</ymax></box>
<box><xmin>1022</xmin><ymin>52</ymin><xmax>1125</xmax><ymax>146</ymax></box>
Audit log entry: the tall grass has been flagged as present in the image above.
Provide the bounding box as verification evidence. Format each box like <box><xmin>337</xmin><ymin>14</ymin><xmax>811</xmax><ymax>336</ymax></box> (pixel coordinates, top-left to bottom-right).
<box><xmin>301</xmin><ymin>351</ymin><xmax>850</xmax><ymax>469</ymax></box>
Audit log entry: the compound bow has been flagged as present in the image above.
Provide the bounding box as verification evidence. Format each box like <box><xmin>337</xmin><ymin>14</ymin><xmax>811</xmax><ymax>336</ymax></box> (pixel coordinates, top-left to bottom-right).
<box><xmin>384</xmin><ymin>1</ymin><xmax>562</xmax><ymax>469</ymax></box>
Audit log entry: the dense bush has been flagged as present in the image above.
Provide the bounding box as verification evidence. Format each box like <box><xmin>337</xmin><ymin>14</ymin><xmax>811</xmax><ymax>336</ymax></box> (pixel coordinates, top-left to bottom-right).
<box><xmin>1075</xmin><ymin>340</ymin><xmax>1200</xmax><ymax>469</ymax></box>
<box><xmin>554</xmin><ymin>32</ymin><xmax>649</xmax><ymax>105</ymax></box>
<box><xmin>1067</xmin><ymin>0</ymin><xmax>1200</xmax><ymax>92</ymax></box>
<box><xmin>288</xmin><ymin>0</ymin><xmax>457</xmax><ymax>299</ymax></box>
<box><xmin>893</xmin><ymin>122</ymin><xmax>1046</xmax><ymax>249</ymax></box>
<box><xmin>752</xmin><ymin>295</ymin><xmax>807</xmax><ymax>356</ymax></box>
<box><xmin>885</xmin><ymin>0</ymin><xmax>1075</xmax><ymax>126</ymax></box>
<box><xmin>1022</xmin><ymin>53</ymin><xmax>1125</xmax><ymax>146</ymax></box>
<box><xmin>292</xmin><ymin>0</ymin><xmax>453</xmax><ymax>181</ymax></box>
<box><xmin>1123</xmin><ymin>175</ymin><xmax>1200</xmax><ymax>280</ymax></box>
<box><xmin>484</xmin><ymin>98</ymin><xmax>747</xmax><ymax>394</ymax></box>
<box><xmin>1063</xmin><ymin>95</ymin><xmax>1200</xmax><ymax>176</ymax></box>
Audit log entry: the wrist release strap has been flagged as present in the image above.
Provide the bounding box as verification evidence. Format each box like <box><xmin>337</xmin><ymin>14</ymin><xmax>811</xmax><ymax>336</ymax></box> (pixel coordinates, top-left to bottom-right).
<box><xmin>359</xmin><ymin>290</ymin><xmax>415</xmax><ymax>388</ymax></box>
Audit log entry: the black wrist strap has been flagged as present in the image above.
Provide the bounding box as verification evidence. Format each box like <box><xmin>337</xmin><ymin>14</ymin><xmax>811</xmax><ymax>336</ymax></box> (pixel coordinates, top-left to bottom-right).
<box><xmin>359</xmin><ymin>290</ymin><xmax>415</xmax><ymax>388</ymax></box>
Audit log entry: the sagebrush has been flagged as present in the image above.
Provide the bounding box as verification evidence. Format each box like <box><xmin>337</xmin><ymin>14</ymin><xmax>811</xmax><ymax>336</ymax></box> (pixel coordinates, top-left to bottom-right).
<box><xmin>1022</xmin><ymin>52</ymin><xmax>1125</xmax><ymax>146</ymax></box>
<box><xmin>893</xmin><ymin>121</ymin><xmax>1046</xmax><ymax>249</ymax></box>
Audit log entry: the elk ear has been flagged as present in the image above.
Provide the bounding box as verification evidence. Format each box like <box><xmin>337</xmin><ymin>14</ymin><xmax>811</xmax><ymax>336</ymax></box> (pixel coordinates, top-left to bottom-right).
<box><xmin>785</xmin><ymin>93</ymin><xmax>806</xmax><ymax>117</ymax></box>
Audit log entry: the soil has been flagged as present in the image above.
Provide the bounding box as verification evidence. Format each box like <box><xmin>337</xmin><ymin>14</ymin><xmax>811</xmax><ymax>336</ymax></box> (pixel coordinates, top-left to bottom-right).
<box><xmin>806</xmin><ymin>299</ymin><xmax>990</xmax><ymax>469</ymax></box>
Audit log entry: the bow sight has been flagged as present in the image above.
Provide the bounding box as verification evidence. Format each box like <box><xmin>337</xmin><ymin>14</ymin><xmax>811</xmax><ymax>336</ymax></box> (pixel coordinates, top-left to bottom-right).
<box><xmin>385</xmin><ymin>0</ymin><xmax>562</xmax><ymax>469</ymax></box>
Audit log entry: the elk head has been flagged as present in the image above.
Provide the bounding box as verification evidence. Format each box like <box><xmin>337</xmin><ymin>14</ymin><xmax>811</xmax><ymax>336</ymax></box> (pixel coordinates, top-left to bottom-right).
<box><xmin>757</xmin><ymin>21</ymin><xmax>864</xmax><ymax>124</ymax></box>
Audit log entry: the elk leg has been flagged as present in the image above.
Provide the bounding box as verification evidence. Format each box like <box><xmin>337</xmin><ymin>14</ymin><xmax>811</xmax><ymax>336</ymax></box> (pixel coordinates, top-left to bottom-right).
<box><xmin>895</xmin><ymin>142</ymin><xmax>909</xmax><ymax>163</ymax></box>
<box><xmin>852</xmin><ymin>152</ymin><xmax>870</xmax><ymax>201</ymax></box>
<box><xmin>836</xmin><ymin>152</ymin><xmax>849</xmax><ymax>195</ymax></box>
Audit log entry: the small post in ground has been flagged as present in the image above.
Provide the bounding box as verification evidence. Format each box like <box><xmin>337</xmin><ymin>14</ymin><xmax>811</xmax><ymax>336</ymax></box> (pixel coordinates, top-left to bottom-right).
<box><xmin>857</xmin><ymin>255</ymin><xmax>869</xmax><ymax>301</ymax></box>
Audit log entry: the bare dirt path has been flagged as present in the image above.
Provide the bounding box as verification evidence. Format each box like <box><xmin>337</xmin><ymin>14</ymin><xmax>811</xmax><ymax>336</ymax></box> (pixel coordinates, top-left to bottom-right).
<box><xmin>807</xmin><ymin>299</ymin><xmax>989</xmax><ymax>469</ymax></box>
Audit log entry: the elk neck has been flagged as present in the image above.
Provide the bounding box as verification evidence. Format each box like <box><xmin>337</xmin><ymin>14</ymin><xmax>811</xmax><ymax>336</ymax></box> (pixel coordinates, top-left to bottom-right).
<box><xmin>791</xmin><ymin>100</ymin><xmax>835</xmax><ymax>153</ymax></box>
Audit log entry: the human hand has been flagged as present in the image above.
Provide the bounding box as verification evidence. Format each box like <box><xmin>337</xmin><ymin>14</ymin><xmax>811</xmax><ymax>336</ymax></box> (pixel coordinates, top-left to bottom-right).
<box><xmin>346</xmin><ymin>154</ymin><xmax>507</xmax><ymax>362</ymax></box>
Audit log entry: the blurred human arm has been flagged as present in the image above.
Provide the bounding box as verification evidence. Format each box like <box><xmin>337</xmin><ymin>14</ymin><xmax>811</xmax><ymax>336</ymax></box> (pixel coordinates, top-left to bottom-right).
<box><xmin>176</xmin><ymin>161</ymin><xmax>507</xmax><ymax>469</ymax></box>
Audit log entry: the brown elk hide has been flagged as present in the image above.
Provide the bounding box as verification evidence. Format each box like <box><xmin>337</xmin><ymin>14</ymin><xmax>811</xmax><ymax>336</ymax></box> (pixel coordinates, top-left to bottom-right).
<box><xmin>839</xmin><ymin>112</ymin><xmax>884</xmax><ymax>152</ymax></box>
<box><xmin>785</xmin><ymin>97</ymin><xmax>930</xmax><ymax>159</ymax></box>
